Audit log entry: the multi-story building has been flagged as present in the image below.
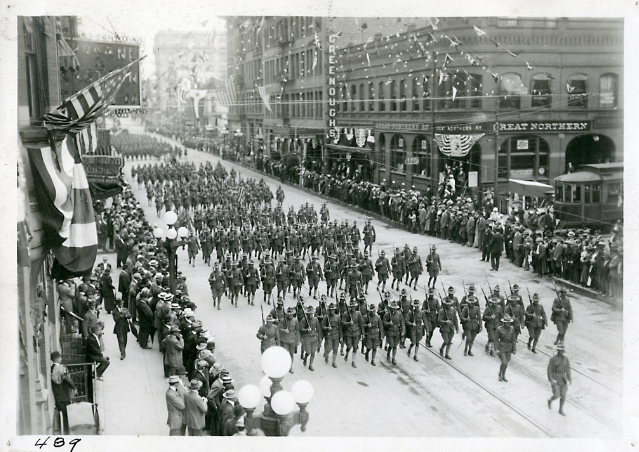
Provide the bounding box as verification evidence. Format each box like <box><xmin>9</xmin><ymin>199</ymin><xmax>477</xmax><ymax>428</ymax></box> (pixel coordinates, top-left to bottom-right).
<box><xmin>226</xmin><ymin>16</ymin><xmax>622</xmax><ymax>199</ymax></box>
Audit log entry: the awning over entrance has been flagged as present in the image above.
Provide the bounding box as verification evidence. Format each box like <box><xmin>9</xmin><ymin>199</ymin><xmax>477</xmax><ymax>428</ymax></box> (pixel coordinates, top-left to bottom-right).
<box><xmin>508</xmin><ymin>179</ymin><xmax>554</xmax><ymax>198</ymax></box>
<box><xmin>326</xmin><ymin>144</ymin><xmax>372</xmax><ymax>156</ymax></box>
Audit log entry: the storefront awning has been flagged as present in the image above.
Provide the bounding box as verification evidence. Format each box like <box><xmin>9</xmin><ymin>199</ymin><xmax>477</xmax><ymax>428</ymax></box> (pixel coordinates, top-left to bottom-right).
<box><xmin>508</xmin><ymin>179</ymin><xmax>554</xmax><ymax>198</ymax></box>
<box><xmin>326</xmin><ymin>144</ymin><xmax>372</xmax><ymax>155</ymax></box>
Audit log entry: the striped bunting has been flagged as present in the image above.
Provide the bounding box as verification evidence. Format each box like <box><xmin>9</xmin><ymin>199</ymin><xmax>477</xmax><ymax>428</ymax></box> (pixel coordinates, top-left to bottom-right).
<box><xmin>27</xmin><ymin>135</ymin><xmax>98</xmax><ymax>277</ymax></box>
<box><xmin>434</xmin><ymin>133</ymin><xmax>484</xmax><ymax>158</ymax></box>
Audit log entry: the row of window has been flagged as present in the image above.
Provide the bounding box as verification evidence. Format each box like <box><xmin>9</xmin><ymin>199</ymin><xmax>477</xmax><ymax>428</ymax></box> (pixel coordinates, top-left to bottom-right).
<box><xmin>238</xmin><ymin>58</ymin><xmax>262</xmax><ymax>84</ymax></box>
<box><xmin>264</xmin><ymin>90</ymin><xmax>324</xmax><ymax>119</ymax></box>
<box><xmin>262</xmin><ymin>49</ymin><xmax>323</xmax><ymax>83</ymax></box>
<box><xmin>555</xmin><ymin>183</ymin><xmax>622</xmax><ymax>205</ymax></box>
<box><xmin>334</xmin><ymin>72</ymin><xmax>619</xmax><ymax>113</ymax></box>
<box><xmin>266</xmin><ymin>17</ymin><xmax>322</xmax><ymax>47</ymax></box>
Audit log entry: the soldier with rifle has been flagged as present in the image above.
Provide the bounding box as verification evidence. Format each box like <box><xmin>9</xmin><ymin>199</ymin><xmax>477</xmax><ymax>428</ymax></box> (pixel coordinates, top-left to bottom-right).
<box><xmin>375</xmin><ymin>249</ymin><xmax>391</xmax><ymax>292</ymax></box>
<box><xmin>460</xmin><ymin>293</ymin><xmax>482</xmax><ymax>356</ymax></box>
<box><xmin>322</xmin><ymin>303</ymin><xmax>342</xmax><ymax>369</ymax></box>
<box><xmin>525</xmin><ymin>291</ymin><xmax>547</xmax><ymax>353</ymax></box>
<box><xmin>363</xmin><ymin>218</ymin><xmax>376</xmax><ymax>255</ymax></box>
<box><xmin>376</xmin><ymin>288</ymin><xmax>391</xmax><ymax>351</ymax></box>
<box><xmin>363</xmin><ymin>304</ymin><xmax>384</xmax><ymax>366</ymax></box>
<box><xmin>406</xmin><ymin>299</ymin><xmax>426</xmax><ymax>361</ymax></box>
<box><xmin>504</xmin><ymin>293</ymin><xmax>525</xmax><ymax>340</ymax></box>
<box><xmin>299</xmin><ymin>305</ymin><xmax>321</xmax><ymax>371</ymax></box>
<box><xmin>407</xmin><ymin>247</ymin><xmax>424</xmax><ymax>291</ymax></box>
<box><xmin>342</xmin><ymin>300</ymin><xmax>365</xmax><ymax>368</ymax></box>
<box><xmin>399</xmin><ymin>289</ymin><xmax>412</xmax><ymax>349</ymax></box>
<box><xmin>422</xmin><ymin>287</ymin><xmax>440</xmax><ymax>348</ymax></box>
<box><xmin>256</xmin><ymin>315</ymin><xmax>280</xmax><ymax>354</ymax></box>
<box><xmin>279</xmin><ymin>307</ymin><xmax>300</xmax><ymax>374</ymax></box>
<box><xmin>384</xmin><ymin>301</ymin><xmax>405</xmax><ymax>365</ymax></box>
<box><xmin>438</xmin><ymin>293</ymin><xmax>459</xmax><ymax>360</ymax></box>
<box><xmin>482</xmin><ymin>289</ymin><xmax>503</xmax><ymax>356</ymax></box>
<box><xmin>426</xmin><ymin>245</ymin><xmax>442</xmax><ymax>289</ymax></box>
<box><xmin>551</xmin><ymin>285</ymin><xmax>573</xmax><ymax>345</ymax></box>
<box><xmin>496</xmin><ymin>314</ymin><xmax>517</xmax><ymax>382</ymax></box>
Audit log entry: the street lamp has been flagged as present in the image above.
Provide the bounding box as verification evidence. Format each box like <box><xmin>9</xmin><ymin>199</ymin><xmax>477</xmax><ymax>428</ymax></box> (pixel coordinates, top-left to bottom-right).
<box><xmin>153</xmin><ymin>211</ymin><xmax>189</xmax><ymax>294</ymax></box>
<box><xmin>238</xmin><ymin>346</ymin><xmax>313</xmax><ymax>436</ymax></box>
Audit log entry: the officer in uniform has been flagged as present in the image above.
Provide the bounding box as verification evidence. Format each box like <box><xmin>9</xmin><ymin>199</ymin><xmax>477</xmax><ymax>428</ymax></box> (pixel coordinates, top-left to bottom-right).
<box><xmin>438</xmin><ymin>296</ymin><xmax>459</xmax><ymax>360</ymax></box>
<box><xmin>547</xmin><ymin>342</ymin><xmax>571</xmax><ymax>416</ymax></box>
<box><xmin>306</xmin><ymin>255</ymin><xmax>324</xmax><ymax>299</ymax></box>
<box><xmin>504</xmin><ymin>294</ymin><xmax>525</xmax><ymax>340</ymax></box>
<box><xmin>342</xmin><ymin>300</ymin><xmax>364</xmax><ymax>368</ymax></box>
<box><xmin>422</xmin><ymin>287</ymin><xmax>440</xmax><ymax>347</ymax></box>
<box><xmin>375</xmin><ymin>250</ymin><xmax>391</xmax><ymax>292</ymax></box>
<box><xmin>208</xmin><ymin>263</ymin><xmax>226</xmax><ymax>310</ymax></box>
<box><xmin>525</xmin><ymin>293</ymin><xmax>547</xmax><ymax>353</ymax></box>
<box><xmin>406</xmin><ymin>299</ymin><xmax>425</xmax><ymax>361</ymax></box>
<box><xmin>321</xmin><ymin>303</ymin><xmax>342</xmax><ymax>368</ymax></box>
<box><xmin>300</xmin><ymin>305</ymin><xmax>321</xmax><ymax>371</ymax></box>
<box><xmin>290</xmin><ymin>256</ymin><xmax>306</xmax><ymax>299</ymax></box>
<box><xmin>256</xmin><ymin>315</ymin><xmax>280</xmax><ymax>354</ymax></box>
<box><xmin>359</xmin><ymin>251</ymin><xmax>374</xmax><ymax>295</ymax></box>
<box><xmin>383</xmin><ymin>301</ymin><xmax>405</xmax><ymax>365</ymax></box>
<box><xmin>496</xmin><ymin>314</ymin><xmax>517</xmax><ymax>382</ymax></box>
<box><xmin>406</xmin><ymin>247</ymin><xmax>423</xmax><ymax>291</ymax></box>
<box><xmin>276</xmin><ymin>257</ymin><xmax>289</xmax><ymax>301</ymax></box>
<box><xmin>551</xmin><ymin>287</ymin><xmax>573</xmax><ymax>345</ymax></box>
<box><xmin>228</xmin><ymin>262</ymin><xmax>243</xmax><ymax>307</ymax></box>
<box><xmin>279</xmin><ymin>307</ymin><xmax>300</xmax><ymax>374</ymax></box>
<box><xmin>483</xmin><ymin>296</ymin><xmax>503</xmax><ymax>356</ymax></box>
<box><xmin>244</xmin><ymin>260</ymin><xmax>260</xmax><ymax>306</ymax></box>
<box><xmin>460</xmin><ymin>294</ymin><xmax>482</xmax><ymax>356</ymax></box>
<box><xmin>261</xmin><ymin>256</ymin><xmax>276</xmax><ymax>305</ymax></box>
<box><xmin>363</xmin><ymin>304</ymin><xmax>383</xmax><ymax>366</ymax></box>
<box><xmin>391</xmin><ymin>247</ymin><xmax>406</xmax><ymax>291</ymax></box>
<box><xmin>362</xmin><ymin>218</ymin><xmax>376</xmax><ymax>256</ymax></box>
<box><xmin>324</xmin><ymin>254</ymin><xmax>337</xmax><ymax>298</ymax></box>
<box><xmin>426</xmin><ymin>245</ymin><xmax>442</xmax><ymax>289</ymax></box>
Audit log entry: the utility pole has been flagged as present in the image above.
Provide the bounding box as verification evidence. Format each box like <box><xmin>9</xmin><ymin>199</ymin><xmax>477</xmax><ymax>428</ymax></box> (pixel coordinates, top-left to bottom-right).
<box><xmin>493</xmin><ymin>85</ymin><xmax>501</xmax><ymax>210</ymax></box>
<box><xmin>430</xmin><ymin>51</ymin><xmax>437</xmax><ymax>190</ymax></box>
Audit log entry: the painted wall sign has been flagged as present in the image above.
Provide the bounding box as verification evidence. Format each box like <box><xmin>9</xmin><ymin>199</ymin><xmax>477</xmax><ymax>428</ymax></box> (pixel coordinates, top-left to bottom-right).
<box><xmin>494</xmin><ymin>121</ymin><xmax>591</xmax><ymax>132</ymax></box>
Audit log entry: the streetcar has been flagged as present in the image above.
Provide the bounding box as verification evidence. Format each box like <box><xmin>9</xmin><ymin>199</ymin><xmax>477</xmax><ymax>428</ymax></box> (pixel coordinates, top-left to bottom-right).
<box><xmin>553</xmin><ymin>162</ymin><xmax>623</xmax><ymax>228</ymax></box>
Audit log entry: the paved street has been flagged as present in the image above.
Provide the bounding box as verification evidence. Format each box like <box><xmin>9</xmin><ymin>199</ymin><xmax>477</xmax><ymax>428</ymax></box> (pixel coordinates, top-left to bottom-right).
<box><xmin>99</xmin><ymin>129</ymin><xmax>622</xmax><ymax>437</ymax></box>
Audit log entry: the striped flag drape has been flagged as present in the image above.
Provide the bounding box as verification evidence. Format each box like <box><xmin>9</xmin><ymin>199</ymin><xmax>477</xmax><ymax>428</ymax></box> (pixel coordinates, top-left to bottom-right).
<box><xmin>28</xmin><ymin>135</ymin><xmax>98</xmax><ymax>277</ymax></box>
<box><xmin>216</xmin><ymin>77</ymin><xmax>237</xmax><ymax>108</ymax></box>
<box><xmin>257</xmin><ymin>85</ymin><xmax>272</xmax><ymax>112</ymax></box>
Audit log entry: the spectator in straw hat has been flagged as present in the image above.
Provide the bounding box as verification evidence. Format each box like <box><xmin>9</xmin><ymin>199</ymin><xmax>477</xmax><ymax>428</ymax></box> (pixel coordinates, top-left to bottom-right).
<box><xmin>166</xmin><ymin>376</ymin><xmax>186</xmax><ymax>436</ymax></box>
<box><xmin>184</xmin><ymin>379</ymin><xmax>208</xmax><ymax>436</ymax></box>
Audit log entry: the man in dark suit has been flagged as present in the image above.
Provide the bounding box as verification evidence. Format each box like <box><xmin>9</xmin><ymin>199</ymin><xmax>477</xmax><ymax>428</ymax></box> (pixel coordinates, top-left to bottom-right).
<box><xmin>86</xmin><ymin>324</ymin><xmax>110</xmax><ymax>380</ymax></box>
<box><xmin>118</xmin><ymin>264</ymin><xmax>131</xmax><ymax>306</ymax></box>
<box><xmin>50</xmin><ymin>351</ymin><xmax>76</xmax><ymax>434</ymax></box>
<box><xmin>184</xmin><ymin>379</ymin><xmax>208</xmax><ymax>436</ymax></box>
<box><xmin>489</xmin><ymin>227</ymin><xmax>505</xmax><ymax>271</ymax></box>
<box><xmin>112</xmin><ymin>298</ymin><xmax>131</xmax><ymax>359</ymax></box>
<box><xmin>166</xmin><ymin>376</ymin><xmax>186</xmax><ymax>436</ymax></box>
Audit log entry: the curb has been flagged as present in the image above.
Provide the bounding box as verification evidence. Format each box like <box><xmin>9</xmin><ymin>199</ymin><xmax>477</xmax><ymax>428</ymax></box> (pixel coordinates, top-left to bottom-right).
<box><xmin>550</xmin><ymin>276</ymin><xmax>620</xmax><ymax>308</ymax></box>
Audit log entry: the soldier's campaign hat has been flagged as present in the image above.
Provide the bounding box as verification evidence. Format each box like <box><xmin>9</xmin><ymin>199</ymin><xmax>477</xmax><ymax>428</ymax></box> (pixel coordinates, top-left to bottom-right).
<box><xmin>489</xmin><ymin>296</ymin><xmax>501</xmax><ymax>304</ymax></box>
<box><xmin>493</xmin><ymin>285</ymin><xmax>500</xmax><ymax>292</ymax></box>
<box><xmin>413</xmin><ymin>247</ymin><xmax>418</xmax><ymax>252</ymax></box>
<box><xmin>468</xmin><ymin>285</ymin><xmax>476</xmax><ymax>293</ymax></box>
<box><xmin>442</xmin><ymin>297</ymin><xmax>453</xmax><ymax>304</ymax></box>
<box><xmin>196</xmin><ymin>343</ymin><xmax>207</xmax><ymax>351</ymax></box>
<box><xmin>558</xmin><ymin>286</ymin><xmax>567</xmax><ymax>293</ymax></box>
<box><xmin>349</xmin><ymin>300</ymin><xmax>358</xmax><ymax>307</ymax></box>
<box><xmin>532</xmin><ymin>293</ymin><xmax>540</xmax><ymax>302</ymax></box>
<box><xmin>266</xmin><ymin>315</ymin><xmax>275</xmax><ymax>322</ymax></box>
<box><xmin>555</xmin><ymin>342</ymin><xmax>566</xmax><ymax>351</ymax></box>
<box><xmin>507</xmin><ymin>295</ymin><xmax>519</xmax><ymax>303</ymax></box>
<box><xmin>389</xmin><ymin>301</ymin><xmax>400</xmax><ymax>309</ymax></box>
<box><xmin>169</xmin><ymin>325</ymin><xmax>180</xmax><ymax>333</ymax></box>
<box><xmin>401</xmin><ymin>288</ymin><xmax>408</xmax><ymax>295</ymax></box>
<box><xmin>412</xmin><ymin>299</ymin><xmax>420</xmax><ymax>307</ymax></box>
<box><xmin>428</xmin><ymin>287</ymin><xmax>436</xmax><ymax>295</ymax></box>
<box><xmin>277</xmin><ymin>297</ymin><xmax>284</xmax><ymax>305</ymax></box>
<box><xmin>467</xmin><ymin>295</ymin><xmax>478</xmax><ymax>303</ymax></box>
<box><xmin>368</xmin><ymin>304</ymin><xmax>377</xmax><ymax>311</ymax></box>
<box><xmin>286</xmin><ymin>307</ymin><xmax>296</xmax><ymax>315</ymax></box>
<box><xmin>357</xmin><ymin>294</ymin><xmax>366</xmax><ymax>301</ymax></box>
<box><xmin>328</xmin><ymin>303</ymin><xmax>336</xmax><ymax>310</ymax></box>
<box><xmin>512</xmin><ymin>284</ymin><xmax>520</xmax><ymax>291</ymax></box>
<box><xmin>501</xmin><ymin>314</ymin><xmax>514</xmax><ymax>323</ymax></box>
<box><xmin>189</xmin><ymin>379</ymin><xmax>203</xmax><ymax>390</ymax></box>
<box><xmin>380</xmin><ymin>250</ymin><xmax>385</xmax><ymax>255</ymax></box>
<box><xmin>305</xmin><ymin>305</ymin><xmax>315</xmax><ymax>314</ymax></box>
<box><xmin>447</xmin><ymin>286</ymin><xmax>455</xmax><ymax>294</ymax></box>
<box><xmin>168</xmin><ymin>376</ymin><xmax>180</xmax><ymax>384</ymax></box>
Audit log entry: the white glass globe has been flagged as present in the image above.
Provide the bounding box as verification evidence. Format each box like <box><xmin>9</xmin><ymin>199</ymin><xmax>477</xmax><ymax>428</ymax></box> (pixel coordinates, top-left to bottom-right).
<box><xmin>164</xmin><ymin>211</ymin><xmax>178</xmax><ymax>226</ymax></box>
<box><xmin>259</xmin><ymin>375</ymin><xmax>272</xmax><ymax>398</ymax></box>
<box><xmin>237</xmin><ymin>384</ymin><xmax>262</xmax><ymax>410</ymax></box>
<box><xmin>270</xmin><ymin>390</ymin><xmax>296</xmax><ymax>416</ymax></box>
<box><xmin>291</xmin><ymin>380</ymin><xmax>314</xmax><ymax>404</ymax></box>
<box><xmin>177</xmin><ymin>226</ymin><xmax>189</xmax><ymax>238</ymax></box>
<box><xmin>166</xmin><ymin>227</ymin><xmax>178</xmax><ymax>240</ymax></box>
<box><xmin>261</xmin><ymin>346</ymin><xmax>292</xmax><ymax>379</ymax></box>
<box><xmin>153</xmin><ymin>227</ymin><xmax>164</xmax><ymax>239</ymax></box>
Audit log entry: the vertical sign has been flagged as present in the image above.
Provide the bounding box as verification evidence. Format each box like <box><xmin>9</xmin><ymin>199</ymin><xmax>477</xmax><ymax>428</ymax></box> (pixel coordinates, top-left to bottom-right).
<box><xmin>469</xmin><ymin>171</ymin><xmax>478</xmax><ymax>188</ymax></box>
<box><xmin>327</xmin><ymin>33</ymin><xmax>339</xmax><ymax>140</ymax></box>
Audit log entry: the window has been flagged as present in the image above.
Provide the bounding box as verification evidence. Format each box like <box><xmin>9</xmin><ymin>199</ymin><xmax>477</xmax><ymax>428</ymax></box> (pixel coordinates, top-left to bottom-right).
<box><xmin>316</xmin><ymin>91</ymin><xmax>322</xmax><ymax>117</ymax></box>
<box><xmin>573</xmin><ymin>185</ymin><xmax>581</xmax><ymax>203</ymax></box>
<box><xmin>412</xmin><ymin>78</ymin><xmax>420</xmax><ymax>111</ymax></box>
<box><xmin>422</xmin><ymin>76</ymin><xmax>431</xmax><ymax>110</ymax></box>
<box><xmin>390</xmin><ymin>80</ymin><xmax>397</xmax><ymax>112</ymax></box>
<box><xmin>556</xmin><ymin>185</ymin><xmax>564</xmax><ymax>203</ymax></box>
<box><xmin>599</xmin><ymin>73</ymin><xmax>618</xmax><ymax>108</ymax></box>
<box><xmin>351</xmin><ymin>84</ymin><xmax>357</xmax><ymax>111</ymax></box>
<box><xmin>605</xmin><ymin>182</ymin><xmax>621</xmax><ymax>204</ymax></box>
<box><xmin>498</xmin><ymin>136</ymin><xmax>550</xmax><ymax>179</ymax></box>
<box><xmin>567</xmin><ymin>74</ymin><xmax>588</xmax><ymax>108</ymax></box>
<box><xmin>413</xmin><ymin>135</ymin><xmax>430</xmax><ymax>176</ymax></box>
<box><xmin>368</xmin><ymin>82</ymin><xmax>375</xmax><ymax>111</ymax></box>
<box><xmin>399</xmin><ymin>79</ymin><xmax>407</xmax><ymax>111</ymax></box>
<box><xmin>301</xmin><ymin>92</ymin><xmax>305</xmax><ymax>117</ymax></box>
<box><xmin>378</xmin><ymin>82</ymin><xmax>386</xmax><ymax>111</ymax></box>
<box><xmin>468</xmin><ymin>74</ymin><xmax>482</xmax><ymax>109</ymax></box>
<box><xmin>500</xmin><ymin>73</ymin><xmax>527</xmax><ymax>109</ymax></box>
<box><xmin>341</xmin><ymin>85</ymin><xmax>348</xmax><ymax>112</ymax></box>
<box><xmin>592</xmin><ymin>183</ymin><xmax>601</xmax><ymax>203</ymax></box>
<box><xmin>374</xmin><ymin>133</ymin><xmax>386</xmax><ymax>166</ymax></box>
<box><xmin>359</xmin><ymin>83</ymin><xmax>365</xmax><ymax>111</ymax></box>
<box><xmin>531</xmin><ymin>73</ymin><xmax>552</xmax><ymax>108</ymax></box>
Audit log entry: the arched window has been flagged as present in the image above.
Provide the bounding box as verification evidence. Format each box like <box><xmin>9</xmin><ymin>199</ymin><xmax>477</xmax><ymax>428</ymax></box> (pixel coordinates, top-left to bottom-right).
<box><xmin>389</xmin><ymin>80</ymin><xmax>397</xmax><ymax>112</ymax></box>
<box><xmin>413</xmin><ymin>135</ymin><xmax>430</xmax><ymax>176</ymax></box>
<box><xmin>531</xmin><ymin>73</ymin><xmax>552</xmax><ymax>108</ymax></box>
<box><xmin>359</xmin><ymin>83</ymin><xmax>365</xmax><ymax>111</ymax></box>
<box><xmin>351</xmin><ymin>84</ymin><xmax>357</xmax><ymax>111</ymax></box>
<box><xmin>378</xmin><ymin>82</ymin><xmax>386</xmax><ymax>112</ymax></box>
<box><xmin>567</xmin><ymin>73</ymin><xmax>588</xmax><ymax>108</ymax></box>
<box><xmin>399</xmin><ymin>78</ymin><xmax>407</xmax><ymax>111</ymax></box>
<box><xmin>412</xmin><ymin>78</ymin><xmax>420</xmax><ymax>111</ymax></box>
<box><xmin>390</xmin><ymin>134</ymin><xmax>405</xmax><ymax>171</ymax></box>
<box><xmin>368</xmin><ymin>82</ymin><xmax>375</xmax><ymax>112</ymax></box>
<box><xmin>599</xmin><ymin>73</ymin><xmax>618</xmax><ymax>108</ymax></box>
<box><xmin>498</xmin><ymin>136</ymin><xmax>550</xmax><ymax>179</ymax></box>
<box><xmin>500</xmin><ymin>72</ymin><xmax>527</xmax><ymax>109</ymax></box>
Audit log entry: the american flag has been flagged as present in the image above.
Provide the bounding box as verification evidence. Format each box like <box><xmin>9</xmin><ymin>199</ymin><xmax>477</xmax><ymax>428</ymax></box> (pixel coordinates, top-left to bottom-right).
<box><xmin>43</xmin><ymin>57</ymin><xmax>143</xmax><ymax>136</ymax></box>
<box><xmin>216</xmin><ymin>77</ymin><xmax>237</xmax><ymax>108</ymax></box>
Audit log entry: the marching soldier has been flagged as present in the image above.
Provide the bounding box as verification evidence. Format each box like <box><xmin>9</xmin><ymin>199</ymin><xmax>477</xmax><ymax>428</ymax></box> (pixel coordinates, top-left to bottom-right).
<box><xmin>425</xmin><ymin>245</ymin><xmax>442</xmax><ymax>289</ymax></box>
<box><xmin>315</xmin><ymin>295</ymin><xmax>331</xmax><ymax>353</ymax></box>
<box><xmin>525</xmin><ymin>293</ymin><xmax>547</xmax><ymax>353</ymax></box>
<box><xmin>407</xmin><ymin>247</ymin><xmax>423</xmax><ymax>291</ymax></box>
<box><xmin>261</xmin><ymin>255</ymin><xmax>276</xmax><ymax>305</ymax></box>
<box><xmin>391</xmin><ymin>247</ymin><xmax>406</xmax><ymax>291</ymax></box>
<box><xmin>244</xmin><ymin>260</ymin><xmax>260</xmax><ymax>306</ymax></box>
<box><xmin>362</xmin><ymin>218</ymin><xmax>376</xmax><ymax>256</ymax></box>
<box><xmin>363</xmin><ymin>304</ymin><xmax>384</xmax><ymax>366</ymax></box>
<box><xmin>460</xmin><ymin>294</ymin><xmax>482</xmax><ymax>356</ymax></box>
<box><xmin>269</xmin><ymin>297</ymin><xmax>286</xmax><ymax>325</ymax></box>
<box><xmin>383</xmin><ymin>301</ymin><xmax>405</xmax><ymax>365</ymax></box>
<box><xmin>320</xmin><ymin>203</ymin><xmax>330</xmax><ymax>225</ymax></box>
<box><xmin>300</xmin><ymin>306</ymin><xmax>321</xmax><ymax>371</ymax></box>
<box><xmin>279</xmin><ymin>307</ymin><xmax>300</xmax><ymax>374</ymax></box>
<box><xmin>350</xmin><ymin>221</ymin><xmax>361</xmax><ymax>249</ymax></box>
<box><xmin>551</xmin><ymin>287</ymin><xmax>573</xmax><ymax>345</ymax></box>
<box><xmin>443</xmin><ymin>286</ymin><xmax>460</xmax><ymax>313</ymax></box>
<box><xmin>496</xmin><ymin>314</ymin><xmax>517</xmax><ymax>382</ymax></box>
<box><xmin>406</xmin><ymin>299</ymin><xmax>425</xmax><ymax>361</ymax></box>
<box><xmin>422</xmin><ymin>288</ymin><xmax>440</xmax><ymax>348</ymax></box>
<box><xmin>346</xmin><ymin>263</ymin><xmax>362</xmax><ymax>300</ymax></box>
<box><xmin>398</xmin><ymin>289</ymin><xmax>411</xmax><ymax>349</ymax></box>
<box><xmin>323</xmin><ymin>254</ymin><xmax>336</xmax><ymax>298</ymax></box>
<box><xmin>547</xmin><ymin>342</ymin><xmax>571</xmax><ymax>416</ymax></box>
<box><xmin>208</xmin><ymin>263</ymin><xmax>226</xmax><ymax>310</ymax></box>
<box><xmin>306</xmin><ymin>255</ymin><xmax>324</xmax><ymax>299</ymax></box>
<box><xmin>321</xmin><ymin>303</ymin><xmax>342</xmax><ymax>368</ymax></box>
<box><xmin>227</xmin><ymin>262</ymin><xmax>244</xmax><ymax>307</ymax></box>
<box><xmin>491</xmin><ymin>285</ymin><xmax>506</xmax><ymax>311</ymax></box>
<box><xmin>375</xmin><ymin>250</ymin><xmax>391</xmax><ymax>292</ymax></box>
<box><xmin>438</xmin><ymin>296</ymin><xmax>459</xmax><ymax>360</ymax></box>
<box><xmin>510</xmin><ymin>283</ymin><xmax>525</xmax><ymax>309</ymax></box>
<box><xmin>256</xmin><ymin>315</ymin><xmax>280</xmax><ymax>354</ymax></box>
<box><xmin>342</xmin><ymin>300</ymin><xmax>365</xmax><ymax>368</ymax></box>
<box><xmin>504</xmin><ymin>295</ymin><xmax>525</xmax><ymax>340</ymax></box>
<box><xmin>187</xmin><ymin>234</ymin><xmax>200</xmax><ymax>267</ymax></box>
<box><xmin>359</xmin><ymin>251</ymin><xmax>374</xmax><ymax>295</ymax></box>
<box><xmin>483</xmin><ymin>296</ymin><xmax>503</xmax><ymax>356</ymax></box>
<box><xmin>290</xmin><ymin>255</ymin><xmax>306</xmax><ymax>299</ymax></box>
<box><xmin>276</xmin><ymin>257</ymin><xmax>289</xmax><ymax>301</ymax></box>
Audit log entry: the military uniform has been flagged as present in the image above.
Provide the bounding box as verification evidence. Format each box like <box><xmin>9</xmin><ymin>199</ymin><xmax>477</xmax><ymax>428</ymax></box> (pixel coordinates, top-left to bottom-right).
<box><xmin>551</xmin><ymin>288</ymin><xmax>573</xmax><ymax>345</ymax></box>
<box><xmin>300</xmin><ymin>307</ymin><xmax>322</xmax><ymax>371</ymax></box>
<box><xmin>460</xmin><ymin>297</ymin><xmax>482</xmax><ymax>356</ymax></box>
<box><xmin>375</xmin><ymin>252</ymin><xmax>390</xmax><ymax>291</ymax></box>
<box><xmin>525</xmin><ymin>294</ymin><xmax>547</xmax><ymax>353</ymax></box>
<box><xmin>406</xmin><ymin>300</ymin><xmax>426</xmax><ymax>360</ymax></box>
<box><xmin>383</xmin><ymin>302</ymin><xmax>405</xmax><ymax>365</ymax></box>
<box><xmin>322</xmin><ymin>305</ymin><xmax>342</xmax><ymax>368</ymax></box>
<box><xmin>407</xmin><ymin>248</ymin><xmax>423</xmax><ymax>290</ymax></box>
<box><xmin>422</xmin><ymin>290</ymin><xmax>440</xmax><ymax>347</ymax></box>
<box><xmin>438</xmin><ymin>300</ymin><xmax>459</xmax><ymax>359</ymax></box>
<box><xmin>363</xmin><ymin>305</ymin><xmax>384</xmax><ymax>365</ymax></box>
<box><xmin>496</xmin><ymin>315</ymin><xmax>517</xmax><ymax>382</ymax></box>
<box><xmin>342</xmin><ymin>302</ymin><xmax>365</xmax><ymax>368</ymax></box>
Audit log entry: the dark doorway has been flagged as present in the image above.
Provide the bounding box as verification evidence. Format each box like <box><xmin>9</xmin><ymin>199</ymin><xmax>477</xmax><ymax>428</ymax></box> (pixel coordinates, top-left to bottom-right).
<box><xmin>565</xmin><ymin>134</ymin><xmax>615</xmax><ymax>172</ymax></box>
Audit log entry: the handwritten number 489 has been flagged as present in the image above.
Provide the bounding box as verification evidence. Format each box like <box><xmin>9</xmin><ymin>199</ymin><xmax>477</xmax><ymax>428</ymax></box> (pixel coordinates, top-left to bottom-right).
<box><xmin>35</xmin><ymin>436</ymin><xmax>81</xmax><ymax>452</ymax></box>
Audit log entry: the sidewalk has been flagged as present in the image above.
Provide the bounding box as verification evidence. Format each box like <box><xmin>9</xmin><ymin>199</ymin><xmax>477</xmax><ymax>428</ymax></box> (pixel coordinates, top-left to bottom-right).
<box><xmin>94</xmin><ymin>251</ymin><xmax>169</xmax><ymax>436</ymax></box>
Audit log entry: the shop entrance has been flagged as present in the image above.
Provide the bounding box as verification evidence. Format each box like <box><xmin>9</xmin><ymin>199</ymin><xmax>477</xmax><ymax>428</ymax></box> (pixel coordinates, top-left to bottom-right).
<box><xmin>565</xmin><ymin>134</ymin><xmax>615</xmax><ymax>172</ymax></box>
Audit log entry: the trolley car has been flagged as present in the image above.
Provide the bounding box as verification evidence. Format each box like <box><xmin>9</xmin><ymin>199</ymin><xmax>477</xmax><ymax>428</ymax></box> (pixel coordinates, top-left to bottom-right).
<box><xmin>553</xmin><ymin>162</ymin><xmax>623</xmax><ymax>228</ymax></box>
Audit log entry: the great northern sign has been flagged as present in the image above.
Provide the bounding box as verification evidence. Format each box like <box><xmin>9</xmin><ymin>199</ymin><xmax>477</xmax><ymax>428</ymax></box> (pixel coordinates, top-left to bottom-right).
<box><xmin>494</xmin><ymin>121</ymin><xmax>591</xmax><ymax>132</ymax></box>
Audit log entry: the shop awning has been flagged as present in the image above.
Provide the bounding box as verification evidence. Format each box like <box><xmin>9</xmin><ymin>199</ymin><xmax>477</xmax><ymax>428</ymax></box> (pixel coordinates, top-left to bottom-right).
<box><xmin>508</xmin><ymin>179</ymin><xmax>554</xmax><ymax>198</ymax></box>
<box><xmin>326</xmin><ymin>144</ymin><xmax>372</xmax><ymax>156</ymax></box>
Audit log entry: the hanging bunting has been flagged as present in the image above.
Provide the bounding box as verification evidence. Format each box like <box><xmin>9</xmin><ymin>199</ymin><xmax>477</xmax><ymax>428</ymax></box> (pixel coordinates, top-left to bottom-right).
<box><xmin>434</xmin><ymin>134</ymin><xmax>484</xmax><ymax>157</ymax></box>
<box><xmin>473</xmin><ymin>25</ymin><xmax>487</xmax><ymax>37</ymax></box>
<box><xmin>452</xmin><ymin>86</ymin><xmax>457</xmax><ymax>102</ymax></box>
<box><xmin>355</xmin><ymin>128</ymin><xmax>367</xmax><ymax>147</ymax></box>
